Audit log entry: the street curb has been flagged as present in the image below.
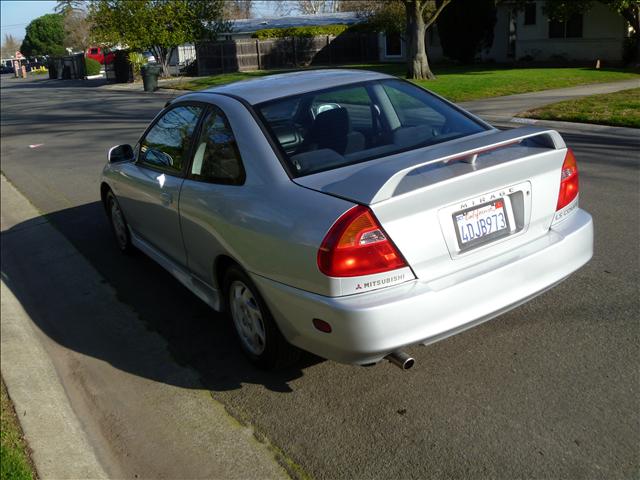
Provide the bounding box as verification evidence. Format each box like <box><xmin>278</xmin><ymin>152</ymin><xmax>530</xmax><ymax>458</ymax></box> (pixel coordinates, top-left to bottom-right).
<box><xmin>1</xmin><ymin>179</ymin><xmax>109</xmax><ymax>479</ymax></box>
<box><xmin>478</xmin><ymin>115</ymin><xmax>639</xmax><ymax>135</ymax></box>
<box><xmin>1</xmin><ymin>281</ymin><xmax>109</xmax><ymax>479</ymax></box>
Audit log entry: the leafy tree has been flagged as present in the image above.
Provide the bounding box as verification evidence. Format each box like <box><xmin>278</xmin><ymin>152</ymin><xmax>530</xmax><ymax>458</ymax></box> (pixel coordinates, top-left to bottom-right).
<box><xmin>20</xmin><ymin>13</ymin><xmax>66</xmax><ymax>57</ymax></box>
<box><xmin>1</xmin><ymin>33</ymin><xmax>21</xmax><ymax>58</ymax></box>
<box><xmin>437</xmin><ymin>0</ymin><xmax>496</xmax><ymax>63</ymax></box>
<box><xmin>89</xmin><ymin>0</ymin><xmax>229</xmax><ymax>76</ymax></box>
<box><xmin>356</xmin><ymin>0</ymin><xmax>453</xmax><ymax>79</ymax></box>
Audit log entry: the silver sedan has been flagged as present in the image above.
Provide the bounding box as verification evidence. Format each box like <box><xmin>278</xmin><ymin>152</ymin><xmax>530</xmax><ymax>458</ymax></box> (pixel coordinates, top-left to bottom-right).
<box><xmin>101</xmin><ymin>69</ymin><xmax>593</xmax><ymax>369</ymax></box>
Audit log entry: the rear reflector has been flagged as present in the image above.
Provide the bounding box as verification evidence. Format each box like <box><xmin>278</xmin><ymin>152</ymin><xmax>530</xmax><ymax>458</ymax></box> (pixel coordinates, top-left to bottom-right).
<box><xmin>317</xmin><ymin>205</ymin><xmax>407</xmax><ymax>277</ymax></box>
<box><xmin>312</xmin><ymin>318</ymin><xmax>332</xmax><ymax>333</ymax></box>
<box><xmin>556</xmin><ymin>148</ymin><xmax>579</xmax><ymax>211</ymax></box>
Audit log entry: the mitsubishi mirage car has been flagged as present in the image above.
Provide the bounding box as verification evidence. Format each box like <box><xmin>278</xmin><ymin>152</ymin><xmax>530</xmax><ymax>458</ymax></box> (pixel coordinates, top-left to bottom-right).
<box><xmin>101</xmin><ymin>69</ymin><xmax>593</xmax><ymax>370</ymax></box>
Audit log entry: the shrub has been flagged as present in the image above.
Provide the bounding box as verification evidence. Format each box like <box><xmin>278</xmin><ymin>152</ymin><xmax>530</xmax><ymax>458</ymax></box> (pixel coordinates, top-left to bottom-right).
<box><xmin>253</xmin><ymin>24</ymin><xmax>352</xmax><ymax>39</ymax></box>
<box><xmin>84</xmin><ymin>57</ymin><xmax>101</xmax><ymax>76</ymax></box>
<box><xmin>128</xmin><ymin>52</ymin><xmax>147</xmax><ymax>78</ymax></box>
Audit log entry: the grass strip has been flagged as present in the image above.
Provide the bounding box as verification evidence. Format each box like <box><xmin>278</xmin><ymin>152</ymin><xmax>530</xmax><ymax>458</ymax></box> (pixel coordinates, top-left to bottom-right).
<box><xmin>164</xmin><ymin>64</ymin><xmax>639</xmax><ymax>102</ymax></box>
<box><xmin>521</xmin><ymin>87</ymin><xmax>640</xmax><ymax>128</ymax></box>
<box><xmin>1</xmin><ymin>378</ymin><xmax>37</xmax><ymax>480</ymax></box>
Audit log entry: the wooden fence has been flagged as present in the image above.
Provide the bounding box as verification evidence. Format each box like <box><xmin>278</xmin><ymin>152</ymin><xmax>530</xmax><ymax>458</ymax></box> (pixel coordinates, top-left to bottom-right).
<box><xmin>196</xmin><ymin>32</ymin><xmax>379</xmax><ymax>76</ymax></box>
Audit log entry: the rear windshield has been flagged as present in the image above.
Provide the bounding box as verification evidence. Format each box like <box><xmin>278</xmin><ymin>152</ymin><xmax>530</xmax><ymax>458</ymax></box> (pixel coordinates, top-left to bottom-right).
<box><xmin>256</xmin><ymin>79</ymin><xmax>487</xmax><ymax>177</ymax></box>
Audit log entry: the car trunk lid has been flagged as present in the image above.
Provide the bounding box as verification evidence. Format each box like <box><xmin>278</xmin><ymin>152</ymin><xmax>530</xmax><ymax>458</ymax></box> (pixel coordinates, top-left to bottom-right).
<box><xmin>294</xmin><ymin>126</ymin><xmax>570</xmax><ymax>283</ymax></box>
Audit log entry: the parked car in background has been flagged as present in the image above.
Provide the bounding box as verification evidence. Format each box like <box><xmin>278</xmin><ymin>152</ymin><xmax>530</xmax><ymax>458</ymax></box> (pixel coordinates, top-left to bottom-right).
<box><xmin>142</xmin><ymin>51</ymin><xmax>156</xmax><ymax>63</ymax></box>
<box><xmin>100</xmin><ymin>70</ymin><xmax>593</xmax><ymax>370</ymax></box>
<box><xmin>86</xmin><ymin>46</ymin><xmax>115</xmax><ymax>65</ymax></box>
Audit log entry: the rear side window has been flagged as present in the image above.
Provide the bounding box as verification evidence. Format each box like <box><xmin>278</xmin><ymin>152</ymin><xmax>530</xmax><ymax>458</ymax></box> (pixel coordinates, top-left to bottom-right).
<box><xmin>140</xmin><ymin>105</ymin><xmax>202</xmax><ymax>174</ymax></box>
<box><xmin>190</xmin><ymin>106</ymin><xmax>245</xmax><ymax>184</ymax></box>
<box><xmin>256</xmin><ymin>79</ymin><xmax>487</xmax><ymax>176</ymax></box>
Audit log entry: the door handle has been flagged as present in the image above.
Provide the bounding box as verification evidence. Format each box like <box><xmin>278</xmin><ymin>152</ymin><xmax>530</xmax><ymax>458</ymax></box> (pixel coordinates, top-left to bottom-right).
<box><xmin>160</xmin><ymin>192</ymin><xmax>173</xmax><ymax>205</ymax></box>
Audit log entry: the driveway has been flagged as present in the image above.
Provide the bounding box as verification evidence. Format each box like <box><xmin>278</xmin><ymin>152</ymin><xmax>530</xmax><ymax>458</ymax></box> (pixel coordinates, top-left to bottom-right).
<box><xmin>1</xmin><ymin>76</ymin><xmax>638</xmax><ymax>479</ymax></box>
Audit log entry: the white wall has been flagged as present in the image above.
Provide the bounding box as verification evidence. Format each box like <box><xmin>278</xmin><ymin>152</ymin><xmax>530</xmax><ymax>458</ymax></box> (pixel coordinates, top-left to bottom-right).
<box><xmin>378</xmin><ymin>29</ymin><xmax>444</xmax><ymax>63</ymax></box>
<box><xmin>515</xmin><ymin>1</ymin><xmax>627</xmax><ymax>63</ymax></box>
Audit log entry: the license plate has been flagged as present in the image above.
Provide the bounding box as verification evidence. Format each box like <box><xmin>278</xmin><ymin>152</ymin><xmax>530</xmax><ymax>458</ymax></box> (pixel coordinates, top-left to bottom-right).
<box><xmin>454</xmin><ymin>199</ymin><xmax>510</xmax><ymax>247</ymax></box>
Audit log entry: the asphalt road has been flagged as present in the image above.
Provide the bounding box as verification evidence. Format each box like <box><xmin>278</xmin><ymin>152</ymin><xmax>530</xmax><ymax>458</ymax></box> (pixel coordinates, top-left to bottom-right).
<box><xmin>1</xmin><ymin>74</ymin><xmax>638</xmax><ymax>479</ymax></box>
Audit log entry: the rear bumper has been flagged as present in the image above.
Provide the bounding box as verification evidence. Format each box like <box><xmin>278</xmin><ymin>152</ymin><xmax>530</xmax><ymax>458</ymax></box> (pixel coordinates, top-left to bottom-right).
<box><xmin>252</xmin><ymin>209</ymin><xmax>593</xmax><ymax>365</ymax></box>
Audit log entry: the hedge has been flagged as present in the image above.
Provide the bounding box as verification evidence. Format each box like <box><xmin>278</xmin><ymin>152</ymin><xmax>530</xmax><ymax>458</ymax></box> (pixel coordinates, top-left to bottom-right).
<box><xmin>85</xmin><ymin>57</ymin><xmax>101</xmax><ymax>76</ymax></box>
<box><xmin>252</xmin><ymin>24</ymin><xmax>356</xmax><ymax>39</ymax></box>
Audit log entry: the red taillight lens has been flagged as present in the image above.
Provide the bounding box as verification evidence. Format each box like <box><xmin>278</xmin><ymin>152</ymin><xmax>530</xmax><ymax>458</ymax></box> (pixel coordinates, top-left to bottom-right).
<box><xmin>317</xmin><ymin>205</ymin><xmax>407</xmax><ymax>277</ymax></box>
<box><xmin>556</xmin><ymin>148</ymin><xmax>579</xmax><ymax>211</ymax></box>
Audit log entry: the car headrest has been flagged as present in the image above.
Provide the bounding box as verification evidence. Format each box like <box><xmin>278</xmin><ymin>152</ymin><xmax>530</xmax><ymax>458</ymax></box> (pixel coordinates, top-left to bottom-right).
<box><xmin>311</xmin><ymin>108</ymin><xmax>350</xmax><ymax>139</ymax></box>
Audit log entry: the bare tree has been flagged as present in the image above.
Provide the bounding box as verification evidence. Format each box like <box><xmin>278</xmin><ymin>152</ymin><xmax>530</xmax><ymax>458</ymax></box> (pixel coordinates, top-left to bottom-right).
<box><xmin>224</xmin><ymin>0</ymin><xmax>253</xmax><ymax>19</ymax></box>
<box><xmin>270</xmin><ymin>0</ymin><xmax>342</xmax><ymax>15</ymax></box>
<box><xmin>54</xmin><ymin>0</ymin><xmax>85</xmax><ymax>15</ymax></box>
<box><xmin>1</xmin><ymin>33</ymin><xmax>21</xmax><ymax>58</ymax></box>
<box><xmin>63</xmin><ymin>9</ymin><xmax>93</xmax><ymax>52</ymax></box>
<box><xmin>297</xmin><ymin>0</ymin><xmax>340</xmax><ymax>14</ymax></box>
<box><xmin>272</xmin><ymin>1</ymin><xmax>296</xmax><ymax>16</ymax></box>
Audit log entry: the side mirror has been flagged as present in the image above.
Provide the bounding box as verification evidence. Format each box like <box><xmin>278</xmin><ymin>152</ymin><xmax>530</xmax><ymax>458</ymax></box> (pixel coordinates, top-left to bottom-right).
<box><xmin>108</xmin><ymin>144</ymin><xmax>135</xmax><ymax>163</ymax></box>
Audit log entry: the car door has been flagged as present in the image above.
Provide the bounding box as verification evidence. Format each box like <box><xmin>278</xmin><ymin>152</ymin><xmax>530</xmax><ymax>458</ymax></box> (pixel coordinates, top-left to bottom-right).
<box><xmin>116</xmin><ymin>103</ymin><xmax>204</xmax><ymax>267</ymax></box>
<box><xmin>179</xmin><ymin>105</ymin><xmax>246</xmax><ymax>286</ymax></box>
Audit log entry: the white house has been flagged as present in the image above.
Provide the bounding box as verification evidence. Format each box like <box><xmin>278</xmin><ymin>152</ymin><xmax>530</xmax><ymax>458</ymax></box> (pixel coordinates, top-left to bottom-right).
<box><xmin>483</xmin><ymin>0</ymin><xmax>629</xmax><ymax>63</ymax></box>
<box><xmin>381</xmin><ymin>1</ymin><xmax>630</xmax><ymax>64</ymax></box>
<box><xmin>378</xmin><ymin>27</ymin><xmax>444</xmax><ymax>63</ymax></box>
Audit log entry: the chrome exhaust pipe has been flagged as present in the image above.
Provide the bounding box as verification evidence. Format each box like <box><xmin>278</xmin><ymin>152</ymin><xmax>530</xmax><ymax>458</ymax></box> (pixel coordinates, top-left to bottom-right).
<box><xmin>385</xmin><ymin>351</ymin><xmax>415</xmax><ymax>370</ymax></box>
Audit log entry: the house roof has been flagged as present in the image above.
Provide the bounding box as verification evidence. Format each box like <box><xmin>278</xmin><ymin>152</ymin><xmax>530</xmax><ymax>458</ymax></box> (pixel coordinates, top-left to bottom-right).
<box><xmin>226</xmin><ymin>12</ymin><xmax>361</xmax><ymax>35</ymax></box>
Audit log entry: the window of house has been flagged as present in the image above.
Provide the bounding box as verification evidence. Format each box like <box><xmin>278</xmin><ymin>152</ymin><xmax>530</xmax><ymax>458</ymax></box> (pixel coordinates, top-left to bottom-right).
<box><xmin>524</xmin><ymin>3</ymin><xmax>536</xmax><ymax>25</ymax></box>
<box><xmin>190</xmin><ymin>107</ymin><xmax>245</xmax><ymax>184</ymax></box>
<box><xmin>140</xmin><ymin>105</ymin><xmax>202</xmax><ymax>174</ymax></box>
<box><xmin>566</xmin><ymin>14</ymin><xmax>583</xmax><ymax>37</ymax></box>
<box><xmin>385</xmin><ymin>33</ymin><xmax>402</xmax><ymax>57</ymax></box>
<box><xmin>549</xmin><ymin>14</ymin><xmax>583</xmax><ymax>38</ymax></box>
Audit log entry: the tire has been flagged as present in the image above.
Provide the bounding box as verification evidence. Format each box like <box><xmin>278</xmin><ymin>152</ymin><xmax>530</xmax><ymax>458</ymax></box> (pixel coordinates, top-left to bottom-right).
<box><xmin>224</xmin><ymin>265</ymin><xmax>300</xmax><ymax>370</ymax></box>
<box><xmin>106</xmin><ymin>190</ymin><xmax>134</xmax><ymax>254</ymax></box>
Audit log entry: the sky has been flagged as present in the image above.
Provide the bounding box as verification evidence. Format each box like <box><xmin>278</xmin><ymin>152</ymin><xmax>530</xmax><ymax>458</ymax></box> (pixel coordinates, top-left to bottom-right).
<box><xmin>1</xmin><ymin>0</ymin><xmax>57</xmax><ymax>42</ymax></box>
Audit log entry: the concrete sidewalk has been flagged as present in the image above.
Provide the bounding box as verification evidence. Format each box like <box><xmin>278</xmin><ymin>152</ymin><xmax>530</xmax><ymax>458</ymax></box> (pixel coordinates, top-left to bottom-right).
<box><xmin>0</xmin><ymin>175</ymin><xmax>290</xmax><ymax>479</ymax></box>
<box><xmin>459</xmin><ymin>78</ymin><xmax>640</xmax><ymax>124</ymax></box>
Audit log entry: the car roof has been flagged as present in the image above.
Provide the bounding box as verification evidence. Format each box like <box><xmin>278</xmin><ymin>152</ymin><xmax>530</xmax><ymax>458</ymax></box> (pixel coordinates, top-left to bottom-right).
<box><xmin>202</xmin><ymin>69</ymin><xmax>393</xmax><ymax>105</ymax></box>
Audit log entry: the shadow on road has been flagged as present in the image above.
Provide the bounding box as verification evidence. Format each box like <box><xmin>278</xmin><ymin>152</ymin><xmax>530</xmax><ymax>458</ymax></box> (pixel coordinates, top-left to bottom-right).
<box><xmin>1</xmin><ymin>201</ymin><xmax>320</xmax><ymax>393</ymax></box>
<box><xmin>0</xmin><ymin>76</ymin><xmax>109</xmax><ymax>90</ymax></box>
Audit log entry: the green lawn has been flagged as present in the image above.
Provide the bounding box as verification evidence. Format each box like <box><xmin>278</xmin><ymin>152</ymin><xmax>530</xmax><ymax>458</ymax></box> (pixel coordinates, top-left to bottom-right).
<box><xmin>520</xmin><ymin>87</ymin><xmax>640</xmax><ymax>128</ymax></box>
<box><xmin>1</xmin><ymin>379</ymin><xmax>36</xmax><ymax>480</ymax></box>
<box><xmin>164</xmin><ymin>63</ymin><xmax>640</xmax><ymax>102</ymax></box>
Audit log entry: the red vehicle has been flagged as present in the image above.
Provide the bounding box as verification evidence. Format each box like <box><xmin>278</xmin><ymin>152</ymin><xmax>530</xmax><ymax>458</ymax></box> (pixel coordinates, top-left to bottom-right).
<box><xmin>86</xmin><ymin>46</ymin><xmax>114</xmax><ymax>65</ymax></box>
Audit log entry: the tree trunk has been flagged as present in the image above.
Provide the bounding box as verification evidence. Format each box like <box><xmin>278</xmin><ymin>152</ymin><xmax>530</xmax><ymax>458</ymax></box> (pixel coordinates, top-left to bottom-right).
<box><xmin>151</xmin><ymin>46</ymin><xmax>172</xmax><ymax>77</ymax></box>
<box><xmin>405</xmin><ymin>0</ymin><xmax>435</xmax><ymax>80</ymax></box>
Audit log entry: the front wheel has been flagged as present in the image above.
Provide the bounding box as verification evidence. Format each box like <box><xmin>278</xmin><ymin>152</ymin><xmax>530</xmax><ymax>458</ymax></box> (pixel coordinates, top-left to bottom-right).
<box><xmin>224</xmin><ymin>265</ymin><xmax>300</xmax><ymax>370</ymax></box>
<box><xmin>106</xmin><ymin>190</ymin><xmax>134</xmax><ymax>254</ymax></box>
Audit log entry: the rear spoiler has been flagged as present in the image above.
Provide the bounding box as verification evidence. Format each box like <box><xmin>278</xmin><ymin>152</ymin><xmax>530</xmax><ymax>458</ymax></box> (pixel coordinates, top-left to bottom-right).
<box><xmin>295</xmin><ymin>126</ymin><xmax>565</xmax><ymax>204</ymax></box>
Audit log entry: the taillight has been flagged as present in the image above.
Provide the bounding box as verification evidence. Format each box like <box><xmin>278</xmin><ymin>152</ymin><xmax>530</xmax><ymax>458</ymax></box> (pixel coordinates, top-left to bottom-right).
<box><xmin>556</xmin><ymin>148</ymin><xmax>579</xmax><ymax>211</ymax></box>
<box><xmin>317</xmin><ymin>205</ymin><xmax>407</xmax><ymax>277</ymax></box>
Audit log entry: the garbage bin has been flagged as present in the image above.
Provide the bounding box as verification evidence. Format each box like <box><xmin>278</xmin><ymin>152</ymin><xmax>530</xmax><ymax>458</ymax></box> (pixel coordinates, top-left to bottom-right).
<box><xmin>141</xmin><ymin>64</ymin><xmax>161</xmax><ymax>92</ymax></box>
